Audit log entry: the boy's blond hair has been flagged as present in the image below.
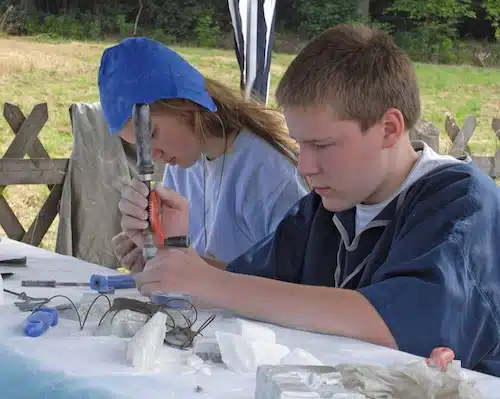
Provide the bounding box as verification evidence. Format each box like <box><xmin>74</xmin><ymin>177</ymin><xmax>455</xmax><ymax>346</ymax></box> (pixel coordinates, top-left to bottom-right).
<box><xmin>275</xmin><ymin>24</ymin><xmax>421</xmax><ymax>132</ymax></box>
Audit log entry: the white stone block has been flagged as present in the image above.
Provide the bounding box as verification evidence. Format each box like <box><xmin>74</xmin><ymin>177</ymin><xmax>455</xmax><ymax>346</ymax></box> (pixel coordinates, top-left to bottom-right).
<box><xmin>216</xmin><ymin>331</ymin><xmax>290</xmax><ymax>374</ymax></box>
<box><xmin>126</xmin><ymin>311</ymin><xmax>167</xmax><ymax>370</ymax></box>
<box><xmin>236</xmin><ymin>319</ymin><xmax>276</xmax><ymax>343</ymax></box>
<box><xmin>186</xmin><ymin>354</ymin><xmax>204</xmax><ymax>369</ymax></box>
<box><xmin>280</xmin><ymin>349</ymin><xmax>323</xmax><ymax>366</ymax></box>
<box><xmin>193</xmin><ymin>337</ymin><xmax>222</xmax><ymax>363</ymax></box>
<box><xmin>255</xmin><ymin>365</ymin><xmax>354</xmax><ymax>399</ymax></box>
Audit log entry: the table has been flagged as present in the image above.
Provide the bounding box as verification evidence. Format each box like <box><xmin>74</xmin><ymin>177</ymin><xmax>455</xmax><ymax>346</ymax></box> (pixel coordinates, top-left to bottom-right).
<box><xmin>1</xmin><ymin>237</ymin><xmax>499</xmax><ymax>398</ymax></box>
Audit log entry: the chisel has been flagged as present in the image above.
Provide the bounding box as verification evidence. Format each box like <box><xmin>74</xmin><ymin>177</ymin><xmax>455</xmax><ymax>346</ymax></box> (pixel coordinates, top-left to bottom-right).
<box><xmin>21</xmin><ymin>280</ymin><xmax>89</xmax><ymax>288</ymax></box>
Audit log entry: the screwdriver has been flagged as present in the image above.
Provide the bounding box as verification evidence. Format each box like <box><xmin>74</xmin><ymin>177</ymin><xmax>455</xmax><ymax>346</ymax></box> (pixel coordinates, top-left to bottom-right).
<box><xmin>133</xmin><ymin>103</ymin><xmax>157</xmax><ymax>261</ymax></box>
<box><xmin>22</xmin><ymin>280</ymin><xmax>89</xmax><ymax>288</ymax></box>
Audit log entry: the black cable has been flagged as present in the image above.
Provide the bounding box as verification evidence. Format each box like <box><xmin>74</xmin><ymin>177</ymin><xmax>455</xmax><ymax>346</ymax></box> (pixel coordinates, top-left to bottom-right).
<box><xmin>155</xmin><ymin>298</ymin><xmax>215</xmax><ymax>349</ymax></box>
<box><xmin>81</xmin><ymin>294</ymin><xmax>112</xmax><ymax>330</ymax></box>
<box><xmin>32</xmin><ymin>294</ymin><xmax>82</xmax><ymax>328</ymax></box>
<box><xmin>28</xmin><ymin>292</ymin><xmax>216</xmax><ymax>349</ymax></box>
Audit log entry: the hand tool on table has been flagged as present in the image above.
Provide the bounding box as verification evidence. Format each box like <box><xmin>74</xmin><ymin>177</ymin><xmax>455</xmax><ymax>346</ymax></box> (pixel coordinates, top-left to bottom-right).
<box><xmin>0</xmin><ymin>256</ymin><xmax>27</xmax><ymax>267</ymax></box>
<box><xmin>3</xmin><ymin>287</ymin><xmax>70</xmax><ymax>312</ymax></box>
<box><xmin>24</xmin><ymin>306</ymin><xmax>59</xmax><ymax>337</ymax></box>
<box><xmin>21</xmin><ymin>275</ymin><xmax>135</xmax><ymax>294</ymax></box>
<box><xmin>90</xmin><ymin>273</ymin><xmax>136</xmax><ymax>294</ymax></box>
<box><xmin>151</xmin><ymin>291</ymin><xmax>193</xmax><ymax>310</ymax></box>
<box><xmin>22</xmin><ymin>280</ymin><xmax>89</xmax><ymax>288</ymax></box>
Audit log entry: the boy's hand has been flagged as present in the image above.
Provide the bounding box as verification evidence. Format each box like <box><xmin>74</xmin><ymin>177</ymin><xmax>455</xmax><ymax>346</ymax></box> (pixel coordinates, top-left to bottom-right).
<box><xmin>135</xmin><ymin>247</ymin><xmax>223</xmax><ymax>301</ymax></box>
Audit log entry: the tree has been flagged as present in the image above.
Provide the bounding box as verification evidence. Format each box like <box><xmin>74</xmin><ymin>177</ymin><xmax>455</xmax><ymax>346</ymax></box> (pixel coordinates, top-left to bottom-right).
<box><xmin>483</xmin><ymin>0</ymin><xmax>500</xmax><ymax>40</ymax></box>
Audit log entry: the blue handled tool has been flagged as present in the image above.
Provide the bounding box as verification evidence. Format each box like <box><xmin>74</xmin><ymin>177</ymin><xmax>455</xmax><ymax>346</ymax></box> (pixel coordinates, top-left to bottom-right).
<box><xmin>24</xmin><ymin>307</ymin><xmax>58</xmax><ymax>337</ymax></box>
<box><xmin>90</xmin><ymin>274</ymin><xmax>136</xmax><ymax>294</ymax></box>
<box><xmin>151</xmin><ymin>292</ymin><xmax>193</xmax><ymax>310</ymax></box>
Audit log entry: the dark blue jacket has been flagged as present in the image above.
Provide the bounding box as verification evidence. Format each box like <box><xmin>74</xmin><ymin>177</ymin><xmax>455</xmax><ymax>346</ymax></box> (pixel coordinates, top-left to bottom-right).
<box><xmin>228</xmin><ymin>161</ymin><xmax>500</xmax><ymax>377</ymax></box>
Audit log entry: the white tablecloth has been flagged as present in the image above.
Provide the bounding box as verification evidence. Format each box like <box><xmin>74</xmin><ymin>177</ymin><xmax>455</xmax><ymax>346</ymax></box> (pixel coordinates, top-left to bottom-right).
<box><xmin>1</xmin><ymin>237</ymin><xmax>499</xmax><ymax>398</ymax></box>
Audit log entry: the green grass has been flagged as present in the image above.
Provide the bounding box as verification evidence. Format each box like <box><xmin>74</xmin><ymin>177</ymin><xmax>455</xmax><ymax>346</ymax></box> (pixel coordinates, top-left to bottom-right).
<box><xmin>0</xmin><ymin>36</ymin><xmax>499</xmax><ymax>250</ymax></box>
<box><xmin>415</xmin><ymin>63</ymin><xmax>500</xmax><ymax>154</ymax></box>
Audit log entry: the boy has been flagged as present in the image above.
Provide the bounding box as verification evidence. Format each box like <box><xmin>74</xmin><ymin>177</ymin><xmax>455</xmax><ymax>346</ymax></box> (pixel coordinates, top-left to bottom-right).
<box><xmin>123</xmin><ymin>24</ymin><xmax>500</xmax><ymax>376</ymax></box>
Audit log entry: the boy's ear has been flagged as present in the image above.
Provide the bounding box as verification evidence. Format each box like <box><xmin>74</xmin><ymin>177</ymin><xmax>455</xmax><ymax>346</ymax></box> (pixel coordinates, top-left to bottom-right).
<box><xmin>381</xmin><ymin>108</ymin><xmax>405</xmax><ymax>149</ymax></box>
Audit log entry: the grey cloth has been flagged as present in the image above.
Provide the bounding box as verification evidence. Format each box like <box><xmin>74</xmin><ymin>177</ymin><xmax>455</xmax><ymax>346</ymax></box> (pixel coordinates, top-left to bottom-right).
<box><xmin>336</xmin><ymin>361</ymin><xmax>484</xmax><ymax>399</ymax></box>
<box><xmin>55</xmin><ymin>102</ymin><xmax>163</xmax><ymax>268</ymax></box>
<box><xmin>256</xmin><ymin>361</ymin><xmax>484</xmax><ymax>399</ymax></box>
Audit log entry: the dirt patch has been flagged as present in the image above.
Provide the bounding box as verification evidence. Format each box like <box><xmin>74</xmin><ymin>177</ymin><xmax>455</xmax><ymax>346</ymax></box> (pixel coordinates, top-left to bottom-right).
<box><xmin>0</xmin><ymin>38</ymin><xmax>102</xmax><ymax>76</ymax></box>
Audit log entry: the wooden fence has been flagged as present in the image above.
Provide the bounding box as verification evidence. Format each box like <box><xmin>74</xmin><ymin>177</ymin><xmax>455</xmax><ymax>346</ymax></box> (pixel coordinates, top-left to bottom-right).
<box><xmin>0</xmin><ymin>102</ymin><xmax>499</xmax><ymax>247</ymax></box>
<box><xmin>411</xmin><ymin>114</ymin><xmax>500</xmax><ymax>178</ymax></box>
<box><xmin>0</xmin><ymin>103</ymin><xmax>68</xmax><ymax>246</ymax></box>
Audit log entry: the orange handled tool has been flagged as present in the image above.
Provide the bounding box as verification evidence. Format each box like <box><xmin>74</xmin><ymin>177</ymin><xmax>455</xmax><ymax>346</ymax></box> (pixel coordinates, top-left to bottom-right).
<box><xmin>149</xmin><ymin>190</ymin><xmax>191</xmax><ymax>249</ymax></box>
<box><xmin>149</xmin><ymin>190</ymin><xmax>165</xmax><ymax>246</ymax></box>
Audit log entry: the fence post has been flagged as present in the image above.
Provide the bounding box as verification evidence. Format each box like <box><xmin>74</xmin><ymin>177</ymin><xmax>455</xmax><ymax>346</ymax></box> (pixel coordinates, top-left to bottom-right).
<box><xmin>410</xmin><ymin>119</ymin><xmax>440</xmax><ymax>152</ymax></box>
<box><xmin>0</xmin><ymin>103</ymin><xmax>69</xmax><ymax>246</ymax></box>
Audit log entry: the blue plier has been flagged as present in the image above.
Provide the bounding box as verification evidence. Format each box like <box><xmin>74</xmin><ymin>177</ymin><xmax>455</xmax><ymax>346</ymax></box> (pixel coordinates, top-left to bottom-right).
<box><xmin>24</xmin><ymin>306</ymin><xmax>58</xmax><ymax>337</ymax></box>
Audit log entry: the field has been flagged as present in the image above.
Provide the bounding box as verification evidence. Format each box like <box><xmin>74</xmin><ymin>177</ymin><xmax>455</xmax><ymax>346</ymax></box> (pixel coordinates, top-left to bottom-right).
<box><xmin>0</xmin><ymin>36</ymin><xmax>499</xmax><ymax>251</ymax></box>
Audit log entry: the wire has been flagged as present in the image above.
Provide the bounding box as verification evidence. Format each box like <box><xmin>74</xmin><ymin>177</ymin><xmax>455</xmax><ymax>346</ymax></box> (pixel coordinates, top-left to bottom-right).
<box><xmin>30</xmin><ymin>293</ymin><xmax>216</xmax><ymax>349</ymax></box>
<box><xmin>32</xmin><ymin>294</ymin><xmax>82</xmax><ymax>327</ymax></box>
<box><xmin>81</xmin><ymin>294</ymin><xmax>112</xmax><ymax>329</ymax></box>
<box><xmin>31</xmin><ymin>294</ymin><xmax>112</xmax><ymax>330</ymax></box>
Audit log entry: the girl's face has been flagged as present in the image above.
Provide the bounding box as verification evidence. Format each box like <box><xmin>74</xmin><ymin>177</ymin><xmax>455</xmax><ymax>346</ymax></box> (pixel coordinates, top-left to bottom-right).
<box><xmin>119</xmin><ymin>110</ymin><xmax>204</xmax><ymax>169</ymax></box>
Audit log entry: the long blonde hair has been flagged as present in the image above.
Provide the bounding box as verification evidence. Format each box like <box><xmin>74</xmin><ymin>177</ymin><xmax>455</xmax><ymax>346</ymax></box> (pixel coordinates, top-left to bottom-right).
<box><xmin>152</xmin><ymin>78</ymin><xmax>299</xmax><ymax>166</ymax></box>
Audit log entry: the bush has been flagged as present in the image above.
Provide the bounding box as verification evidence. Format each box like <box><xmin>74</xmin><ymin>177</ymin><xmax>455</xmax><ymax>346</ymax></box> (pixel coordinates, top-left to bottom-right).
<box><xmin>0</xmin><ymin>5</ymin><xmax>27</xmax><ymax>35</ymax></box>
<box><xmin>296</xmin><ymin>0</ymin><xmax>360</xmax><ymax>37</ymax></box>
<box><xmin>194</xmin><ymin>11</ymin><xmax>220</xmax><ymax>48</ymax></box>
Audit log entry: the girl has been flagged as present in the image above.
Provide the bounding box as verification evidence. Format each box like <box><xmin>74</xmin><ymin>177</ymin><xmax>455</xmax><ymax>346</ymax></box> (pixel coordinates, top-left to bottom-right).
<box><xmin>98</xmin><ymin>37</ymin><xmax>308</xmax><ymax>268</ymax></box>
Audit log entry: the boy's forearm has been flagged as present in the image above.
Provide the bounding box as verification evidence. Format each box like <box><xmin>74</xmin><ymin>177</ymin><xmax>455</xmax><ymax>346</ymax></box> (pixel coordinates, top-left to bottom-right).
<box><xmin>201</xmin><ymin>256</ymin><xmax>227</xmax><ymax>271</ymax></box>
<box><xmin>210</xmin><ymin>271</ymin><xmax>398</xmax><ymax>350</ymax></box>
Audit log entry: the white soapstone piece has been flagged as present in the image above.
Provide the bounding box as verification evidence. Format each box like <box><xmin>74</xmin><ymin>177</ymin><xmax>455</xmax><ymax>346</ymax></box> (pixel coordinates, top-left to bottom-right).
<box><xmin>279</xmin><ymin>391</ymin><xmax>320</xmax><ymax>398</ymax></box>
<box><xmin>186</xmin><ymin>354</ymin><xmax>204</xmax><ymax>369</ymax></box>
<box><xmin>236</xmin><ymin>319</ymin><xmax>276</xmax><ymax>343</ymax></box>
<box><xmin>185</xmin><ymin>353</ymin><xmax>212</xmax><ymax>375</ymax></box>
<box><xmin>160</xmin><ymin>345</ymin><xmax>186</xmax><ymax>365</ymax></box>
<box><xmin>126</xmin><ymin>311</ymin><xmax>167</xmax><ymax>370</ymax></box>
<box><xmin>93</xmin><ymin>309</ymin><xmax>146</xmax><ymax>338</ymax></box>
<box><xmin>255</xmin><ymin>365</ymin><xmax>350</xmax><ymax>399</ymax></box>
<box><xmin>257</xmin><ymin>361</ymin><xmax>484</xmax><ymax>399</ymax></box>
<box><xmin>280</xmin><ymin>349</ymin><xmax>323</xmax><ymax>366</ymax></box>
<box><xmin>111</xmin><ymin>310</ymin><xmax>148</xmax><ymax>338</ymax></box>
<box><xmin>193</xmin><ymin>337</ymin><xmax>222</xmax><ymax>363</ymax></box>
<box><xmin>307</xmin><ymin>372</ymin><xmax>347</xmax><ymax>397</ymax></box>
<box><xmin>216</xmin><ymin>331</ymin><xmax>290</xmax><ymax>374</ymax></box>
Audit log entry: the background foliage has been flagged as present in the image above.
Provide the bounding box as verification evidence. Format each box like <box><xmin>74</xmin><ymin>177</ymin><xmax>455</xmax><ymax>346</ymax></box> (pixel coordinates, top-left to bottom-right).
<box><xmin>0</xmin><ymin>0</ymin><xmax>499</xmax><ymax>65</ymax></box>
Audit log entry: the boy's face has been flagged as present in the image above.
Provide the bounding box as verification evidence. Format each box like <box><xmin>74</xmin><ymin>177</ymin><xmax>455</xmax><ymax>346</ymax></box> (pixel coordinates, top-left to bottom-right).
<box><xmin>284</xmin><ymin>105</ymin><xmax>402</xmax><ymax>211</ymax></box>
